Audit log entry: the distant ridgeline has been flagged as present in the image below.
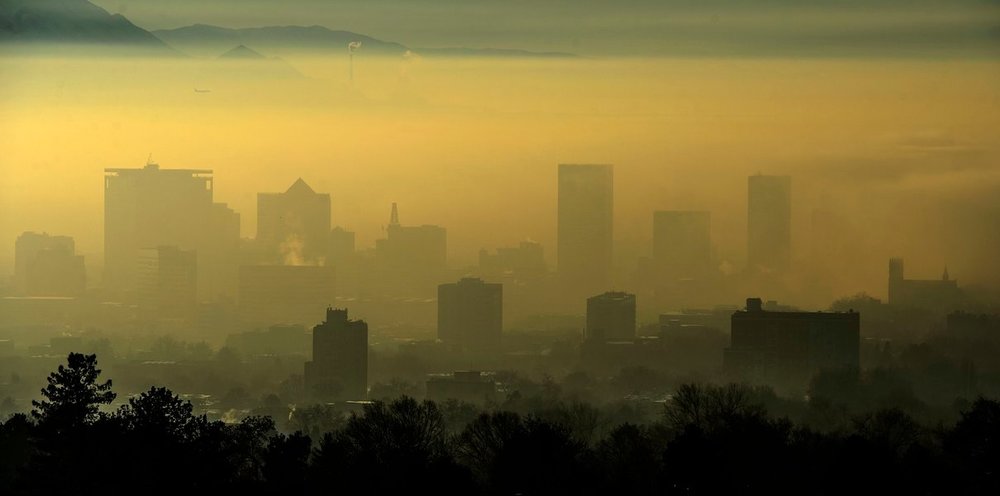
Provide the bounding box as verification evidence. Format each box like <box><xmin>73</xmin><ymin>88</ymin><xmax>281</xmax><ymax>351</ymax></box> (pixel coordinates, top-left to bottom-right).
<box><xmin>0</xmin><ymin>0</ymin><xmax>171</xmax><ymax>52</ymax></box>
<box><xmin>0</xmin><ymin>0</ymin><xmax>577</xmax><ymax>59</ymax></box>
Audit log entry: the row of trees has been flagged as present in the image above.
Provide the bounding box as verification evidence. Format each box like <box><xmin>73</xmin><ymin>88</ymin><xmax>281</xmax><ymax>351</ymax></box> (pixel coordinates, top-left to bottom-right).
<box><xmin>1</xmin><ymin>353</ymin><xmax>998</xmax><ymax>495</ymax></box>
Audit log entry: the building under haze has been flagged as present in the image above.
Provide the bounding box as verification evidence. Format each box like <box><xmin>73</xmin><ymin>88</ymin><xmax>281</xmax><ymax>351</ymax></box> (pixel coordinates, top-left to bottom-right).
<box><xmin>104</xmin><ymin>163</ymin><xmax>239</xmax><ymax>301</ymax></box>
<box><xmin>238</xmin><ymin>265</ymin><xmax>335</xmax><ymax>325</ymax></box>
<box><xmin>136</xmin><ymin>245</ymin><xmax>198</xmax><ymax>321</ymax></box>
<box><xmin>328</xmin><ymin>227</ymin><xmax>356</xmax><ymax>267</ymax></box>
<box><xmin>304</xmin><ymin>307</ymin><xmax>368</xmax><ymax>400</ymax></box>
<box><xmin>888</xmin><ymin>258</ymin><xmax>964</xmax><ymax>310</ymax></box>
<box><xmin>558</xmin><ymin>164</ymin><xmax>613</xmax><ymax>299</ymax></box>
<box><xmin>478</xmin><ymin>240</ymin><xmax>546</xmax><ymax>280</ymax></box>
<box><xmin>747</xmin><ymin>175</ymin><xmax>791</xmax><ymax>273</ymax></box>
<box><xmin>374</xmin><ymin>203</ymin><xmax>447</xmax><ymax>294</ymax></box>
<box><xmin>257</xmin><ymin>178</ymin><xmax>331</xmax><ymax>265</ymax></box>
<box><xmin>725</xmin><ymin>298</ymin><xmax>859</xmax><ymax>387</ymax></box>
<box><xmin>14</xmin><ymin>232</ymin><xmax>85</xmax><ymax>296</ymax></box>
<box><xmin>653</xmin><ymin>210</ymin><xmax>712</xmax><ymax>279</ymax></box>
<box><xmin>586</xmin><ymin>291</ymin><xmax>636</xmax><ymax>341</ymax></box>
<box><xmin>438</xmin><ymin>277</ymin><xmax>503</xmax><ymax>352</ymax></box>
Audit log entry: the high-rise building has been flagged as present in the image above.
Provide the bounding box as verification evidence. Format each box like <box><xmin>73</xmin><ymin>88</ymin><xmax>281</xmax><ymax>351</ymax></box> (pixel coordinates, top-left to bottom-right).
<box><xmin>257</xmin><ymin>178</ymin><xmax>331</xmax><ymax>265</ymax></box>
<box><xmin>304</xmin><ymin>307</ymin><xmax>368</xmax><ymax>400</ymax></box>
<box><xmin>136</xmin><ymin>245</ymin><xmax>197</xmax><ymax>320</ymax></box>
<box><xmin>14</xmin><ymin>232</ymin><xmax>85</xmax><ymax>296</ymax></box>
<box><xmin>652</xmin><ymin>210</ymin><xmax>711</xmax><ymax>279</ymax></box>
<box><xmin>747</xmin><ymin>174</ymin><xmax>791</xmax><ymax>273</ymax></box>
<box><xmin>438</xmin><ymin>277</ymin><xmax>503</xmax><ymax>352</ymax></box>
<box><xmin>376</xmin><ymin>203</ymin><xmax>446</xmax><ymax>270</ymax></box>
<box><xmin>104</xmin><ymin>163</ymin><xmax>239</xmax><ymax>300</ymax></box>
<box><xmin>725</xmin><ymin>297</ymin><xmax>859</xmax><ymax>387</ymax></box>
<box><xmin>558</xmin><ymin>164</ymin><xmax>613</xmax><ymax>297</ymax></box>
<box><xmin>586</xmin><ymin>291</ymin><xmax>636</xmax><ymax>341</ymax></box>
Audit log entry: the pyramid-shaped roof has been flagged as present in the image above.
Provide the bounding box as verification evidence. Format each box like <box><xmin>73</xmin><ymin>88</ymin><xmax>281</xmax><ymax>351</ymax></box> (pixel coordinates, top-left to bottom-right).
<box><xmin>286</xmin><ymin>178</ymin><xmax>316</xmax><ymax>195</ymax></box>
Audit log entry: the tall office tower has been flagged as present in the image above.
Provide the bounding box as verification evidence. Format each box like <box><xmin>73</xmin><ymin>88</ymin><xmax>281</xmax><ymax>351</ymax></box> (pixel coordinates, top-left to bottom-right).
<box><xmin>558</xmin><ymin>164</ymin><xmax>613</xmax><ymax>297</ymax></box>
<box><xmin>652</xmin><ymin>210</ymin><xmax>712</xmax><ymax>279</ymax></box>
<box><xmin>438</xmin><ymin>277</ymin><xmax>503</xmax><ymax>352</ymax></box>
<box><xmin>14</xmin><ymin>232</ymin><xmax>86</xmax><ymax>296</ymax></box>
<box><xmin>136</xmin><ymin>245</ymin><xmax>198</xmax><ymax>320</ymax></box>
<box><xmin>586</xmin><ymin>291</ymin><xmax>636</xmax><ymax>341</ymax></box>
<box><xmin>747</xmin><ymin>174</ymin><xmax>791</xmax><ymax>273</ymax></box>
<box><xmin>374</xmin><ymin>203</ymin><xmax>447</xmax><ymax>294</ymax></box>
<box><xmin>104</xmin><ymin>163</ymin><xmax>240</xmax><ymax>300</ymax></box>
<box><xmin>304</xmin><ymin>307</ymin><xmax>368</xmax><ymax>400</ymax></box>
<box><xmin>257</xmin><ymin>178</ymin><xmax>331</xmax><ymax>266</ymax></box>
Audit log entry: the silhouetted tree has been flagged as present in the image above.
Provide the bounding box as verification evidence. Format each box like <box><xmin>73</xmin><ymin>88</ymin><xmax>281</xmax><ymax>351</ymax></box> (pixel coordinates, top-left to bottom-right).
<box><xmin>310</xmin><ymin>397</ymin><xmax>472</xmax><ymax>494</ymax></box>
<box><xmin>31</xmin><ymin>353</ymin><xmax>115</xmax><ymax>431</ymax></box>
<box><xmin>945</xmin><ymin>397</ymin><xmax>1000</xmax><ymax>493</ymax></box>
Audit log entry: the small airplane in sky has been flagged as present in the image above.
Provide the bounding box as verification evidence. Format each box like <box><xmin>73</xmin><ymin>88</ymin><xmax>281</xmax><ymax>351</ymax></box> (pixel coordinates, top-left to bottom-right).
<box><xmin>194</xmin><ymin>88</ymin><xmax>211</xmax><ymax>93</ymax></box>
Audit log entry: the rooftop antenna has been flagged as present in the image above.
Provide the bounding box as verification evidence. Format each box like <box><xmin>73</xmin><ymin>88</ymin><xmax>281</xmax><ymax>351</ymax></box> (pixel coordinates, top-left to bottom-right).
<box><xmin>348</xmin><ymin>41</ymin><xmax>362</xmax><ymax>86</ymax></box>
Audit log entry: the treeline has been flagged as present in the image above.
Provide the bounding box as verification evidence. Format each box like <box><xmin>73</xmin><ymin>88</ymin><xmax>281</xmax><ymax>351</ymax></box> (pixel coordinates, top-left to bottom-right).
<box><xmin>1</xmin><ymin>354</ymin><xmax>998</xmax><ymax>495</ymax></box>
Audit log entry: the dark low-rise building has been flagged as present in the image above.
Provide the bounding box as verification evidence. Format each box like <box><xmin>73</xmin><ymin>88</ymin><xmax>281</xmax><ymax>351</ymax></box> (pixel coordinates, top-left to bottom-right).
<box><xmin>724</xmin><ymin>297</ymin><xmax>859</xmax><ymax>387</ymax></box>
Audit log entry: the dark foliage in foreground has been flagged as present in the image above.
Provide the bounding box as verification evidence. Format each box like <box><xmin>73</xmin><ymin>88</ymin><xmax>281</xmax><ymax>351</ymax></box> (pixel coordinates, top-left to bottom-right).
<box><xmin>1</xmin><ymin>354</ymin><xmax>998</xmax><ymax>495</ymax></box>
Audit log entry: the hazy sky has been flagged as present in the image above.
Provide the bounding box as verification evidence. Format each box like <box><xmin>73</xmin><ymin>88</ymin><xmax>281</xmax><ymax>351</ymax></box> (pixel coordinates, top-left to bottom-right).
<box><xmin>92</xmin><ymin>0</ymin><xmax>1000</xmax><ymax>56</ymax></box>
<box><xmin>2</xmin><ymin>1</ymin><xmax>999</xmax><ymax>308</ymax></box>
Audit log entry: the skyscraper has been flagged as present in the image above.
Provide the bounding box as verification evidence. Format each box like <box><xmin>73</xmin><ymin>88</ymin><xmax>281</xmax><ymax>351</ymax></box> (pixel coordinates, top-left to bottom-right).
<box><xmin>304</xmin><ymin>307</ymin><xmax>368</xmax><ymax>400</ymax></box>
<box><xmin>652</xmin><ymin>210</ymin><xmax>711</xmax><ymax>279</ymax></box>
<box><xmin>586</xmin><ymin>291</ymin><xmax>636</xmax><ymax>341</ymax></box>
<box><xmin>747</xmin><ymin>174</ymin><xmax>791</xmax><ymax>273</ymax></box>
<box><xmin>438</xmin><ymin>277</ymin><xmax>503</xmax><ymax>352</ymax></box>
<box><xmin>558</xmin><ymin>164</ymin><xmax>613</xmax><ymax>297</ymax></box>
<box><xmin>104</xmin><ymin>163</ymin><xmax>239</xmax><ymax>300</ymax></box>
<box><xmin>257</xmin><ymin>178</ymin><xmax>331</xmax><ymax>266</ymax></box>
<box><xmin>374</xmin><ymin>203</ymin><xmax>447</xmax><ymax>295</ymax></box>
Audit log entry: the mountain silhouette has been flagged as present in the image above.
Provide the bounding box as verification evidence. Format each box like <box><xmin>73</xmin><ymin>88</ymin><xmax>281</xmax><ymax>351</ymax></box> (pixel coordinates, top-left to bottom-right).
<box><xmin>154</xmin><ymin>24</ymin><xmax>407</xmax><ymax>57</ymax></box>
<box><xmin>219</xmin><ymin>44</ymin><xmax>266</xmax><ymax>59</ymax></box>
<box><xmin>154</xmin><ymin>23</ymin><xmax>576</xmax><ymax>59</ymax></box>
<box><xmin>0</xmin><ymin>0</ymin><xmax>171</xmax><ymax>52</ymax></box>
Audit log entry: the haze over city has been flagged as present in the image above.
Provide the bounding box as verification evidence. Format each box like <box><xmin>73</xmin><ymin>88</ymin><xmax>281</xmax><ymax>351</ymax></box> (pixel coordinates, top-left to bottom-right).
<box><xmin>1</xmin><ymin>1</ymin><xmax>999</xmax><ymax>494</ymax></box>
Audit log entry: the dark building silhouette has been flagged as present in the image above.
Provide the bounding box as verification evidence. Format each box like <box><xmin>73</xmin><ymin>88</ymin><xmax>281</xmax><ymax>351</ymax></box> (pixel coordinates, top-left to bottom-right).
<box><xmin>725</xmin><ymin>297</ymin><xmax>859</xmax><ymax>387</ymax></box>
<box><xmin>426</xmin><ymin>371</ymin><xmax>497</xmax><ymax>404</ymax></box>
<box><xmin>238</xmin><ymin>265</ymin><xmax>335</xmax><ymax>325</ymax></box>
<box><xmin>558</xmin><ymin>164</ymin><xmax>613</xmax><ymax>298</ymax></box>
<box><xmin>104</xmin><ymin>163</ymin><xmax>239</xmax><ymax>300</ymax></box>
<box><xmin>946</xmin><ymin>311</ymin><xmax>1000</xmax><ymax>341</ymax></box>
<box><xmin>438</xmin><ymin>277</ymin><xmax>503</xmax><ymax>352</ymax></box>
<box><xmin>257</xmin><ymin>178</ymin><xmax>331</xmax><ymax>265</ymax></box>
<box><xmin>304</xmin><ymin>307</ymin><xmax>368</xmax><ymax>400</ymax></box>
<box><xmin>586</xmin><ymin>291</ymin><xmax>636</xmax><ymax>341</ymax></box>
<box><xmin>747</xmin><ymin>174</ymin><xmax>791</xmax><ymax>273</ymax></box>
<box><xmin>652</xmin><ymin>210</ymin><xmax>712</xmax><ymax>279</ymax></box>
<box><xmin>887</xmin><ymin>258</ymin><xmax>963</xmax><ymax>310</ymax></box>
<box><xmin>14</xmin><ymin>232</ymin><xmax>85</xmax><ymax>296</ymax></box>
<box><xmin>136</xmin><ymin>245</ymin><xmax>198</xmax><ymax>320</ymax></box>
